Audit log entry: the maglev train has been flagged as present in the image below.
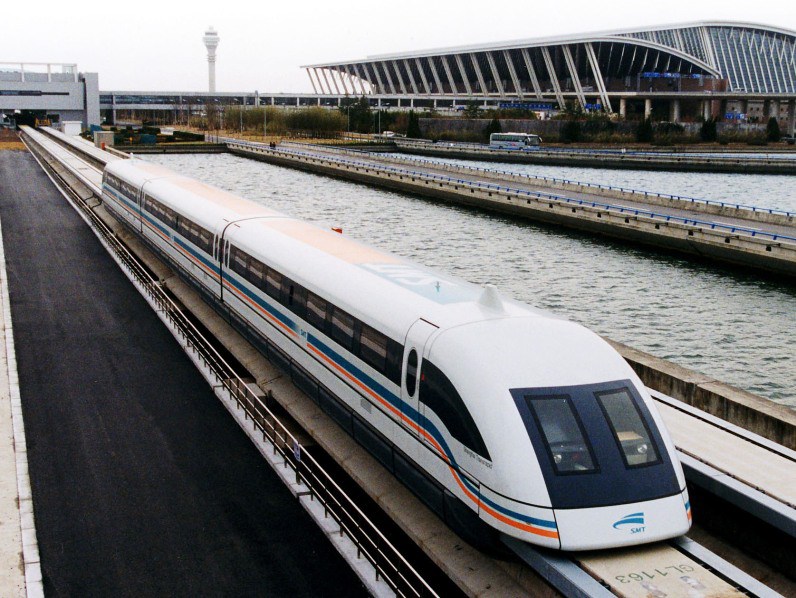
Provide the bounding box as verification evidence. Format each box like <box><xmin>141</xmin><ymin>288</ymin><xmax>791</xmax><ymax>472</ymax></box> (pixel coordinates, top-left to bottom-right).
<box><xmin>101</xmin><ymin>158</ymin><xmax>691</xmax><ymax>551</ymax></box>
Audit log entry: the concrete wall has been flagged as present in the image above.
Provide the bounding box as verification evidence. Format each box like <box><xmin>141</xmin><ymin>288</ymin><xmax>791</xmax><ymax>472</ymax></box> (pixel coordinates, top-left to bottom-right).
<box><xmin>0</xmin><ymin>72</ymin><xmax>101</xmax><ymax>128</ymax></box>
<box><xmin>81</xmin><ymin>73</ymin><xmax>100</xmax><ymax>127</ymax></box>
<box><xmin>609</xmin><ymin>340</ymin><xmax>796</xmax><ymax>450</ymax></box>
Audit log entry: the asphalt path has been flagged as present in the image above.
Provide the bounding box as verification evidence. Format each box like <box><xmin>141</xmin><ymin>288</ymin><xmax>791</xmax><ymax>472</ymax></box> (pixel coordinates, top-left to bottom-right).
<box><xmin>0</xmin><ymin>149</ymin><xmax>366</xmax><ymax>597</ymax></box>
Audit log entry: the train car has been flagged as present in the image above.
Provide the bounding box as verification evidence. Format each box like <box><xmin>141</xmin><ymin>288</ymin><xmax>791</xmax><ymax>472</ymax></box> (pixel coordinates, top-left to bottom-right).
<box><xmin>101</xmin><ymin>158</ymin><xmax>691</xmax><ymax>551</ymax></box>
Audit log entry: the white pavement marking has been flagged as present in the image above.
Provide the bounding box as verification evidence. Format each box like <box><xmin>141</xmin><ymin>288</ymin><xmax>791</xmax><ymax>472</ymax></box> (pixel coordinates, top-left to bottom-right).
<box><xmin>0</xmin><ymin>208</ymin><xmax>44</xmax><ymax>598</ymax></box>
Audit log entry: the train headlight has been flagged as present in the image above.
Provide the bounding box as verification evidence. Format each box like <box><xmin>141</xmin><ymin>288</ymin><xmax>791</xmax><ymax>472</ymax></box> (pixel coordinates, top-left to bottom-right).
<box><xmin>637</xmin><ymin>443</ymin><xmax>648</xmax><ymax>454</ymax></box>
<box><xmin>553</xmin><ymin>453</ymin><xmax>563</xmax><ymax>464</ymax></box>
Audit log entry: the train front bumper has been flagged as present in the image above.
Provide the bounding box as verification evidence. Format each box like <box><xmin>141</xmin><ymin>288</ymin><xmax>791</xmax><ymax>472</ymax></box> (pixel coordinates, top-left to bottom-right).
<box><xmin>554</xmin><ymin>489</ymin><xmax>691</xmax><ymax>551</ymax></box>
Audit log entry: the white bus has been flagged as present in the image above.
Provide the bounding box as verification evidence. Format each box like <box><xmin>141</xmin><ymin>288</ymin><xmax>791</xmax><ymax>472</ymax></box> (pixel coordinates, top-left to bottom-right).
<box><xmin>489</xmin><ymin>132</ymin><xmax>542</xmax><ymax>149</ymax></box>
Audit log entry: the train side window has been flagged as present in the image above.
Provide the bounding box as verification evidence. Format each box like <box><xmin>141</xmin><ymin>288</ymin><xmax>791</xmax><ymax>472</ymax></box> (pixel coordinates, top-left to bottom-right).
<box><xmin>306</xmin><ymin>292</ymin><xmax>327</xmax><ymax>332</ymax></box>
<box><xmin>595</xmin><ymin>388</ymin><xmax>661</xmax><ymax>468</ymax></box>
<box><xmin>230</xmin><ymin>246</ymin><xmax>248</xmax><ymax>278</ymax></box>
<box><xmin>285</xmin><ymin>281</ymin><xmax>307</xmax><ymax>319</ymax></box>
<box><xmin>385</xmin><ymin>340</ymin><xmax>403</xmax><ymax>386</ymax></box>
<box><xmin>419</xmin><ymin>360</ymin><xmax>490</xmax><ymax>460</ymax></box>
<box><xmin>163</xmin><ymin>207</ymin><xmax>177</xmax><ymax>229</ymax></box>
<box><xmin>405</xmin><ymin>350</ymin><xmax>418</xmax><ymax>396</ymax></box>
<box><xmin>265</xmin><ymin>268</ymin><xmax>282</xmax><ymax>300</ymax></box>
<box><xmin>525</xmin><ymin>395</ymin><xmax>598</xmax><ymax>475</ymax></box>
<box><xmin>196</xmin><ymin>228</ymin><xmax>213</xmax><ymax>254</ymax></box>
<box><xmin>247</xmin><ymin>258</ymin><xmax>265</xmax><ymax>288</ymax></box>
<box><xmin>359</xmin><ymin>325</ymin><xmax>388</xmax><ymax>374</ymax></box>
<box><xmin>177</xmin><ymin>218</ymin><xmax>191</xmax><ymax>240</ymax></box>
<box><xmin>330</xmin><ymin>306</ymin><xmax>355</xmax><ymax>351</ymax></box>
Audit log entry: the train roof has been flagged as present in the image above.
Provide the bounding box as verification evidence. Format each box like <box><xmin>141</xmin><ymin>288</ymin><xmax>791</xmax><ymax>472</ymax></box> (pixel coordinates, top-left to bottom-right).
<box><xmin>231</xmin><ymin>214</ymin><xmax>556</xmax><ymax>340</ymax></box>
<box><xmin>107</xmin><ymin>158</ymin><xmax>284</xmax><ymax>220</ymax></box>
<box><xmin>112</xmin><ymin>158</ymin><xmax>561</xmax><ymax>340</ymax></box>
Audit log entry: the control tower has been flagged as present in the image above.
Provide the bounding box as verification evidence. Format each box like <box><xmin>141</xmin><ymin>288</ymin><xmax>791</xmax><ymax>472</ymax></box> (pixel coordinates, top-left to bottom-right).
<box><xmin>203</xmin><ymin>27</ymin><xmax>220</xmax><ymax>92</ymax></box>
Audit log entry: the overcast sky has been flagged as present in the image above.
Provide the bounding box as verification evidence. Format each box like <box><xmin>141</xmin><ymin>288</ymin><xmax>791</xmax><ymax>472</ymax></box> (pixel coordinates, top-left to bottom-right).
<box><xmin>3</xmin><ymin>0</ymin><xmax>795</xmax><ymax>93</ymax></box>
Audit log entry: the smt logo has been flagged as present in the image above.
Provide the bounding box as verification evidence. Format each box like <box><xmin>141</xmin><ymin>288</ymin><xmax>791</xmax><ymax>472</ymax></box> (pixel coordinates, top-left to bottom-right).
<box><xmin>613</xmin><ymin>512</ymin><xmax>646</xmax><ymax>534</ymax></box>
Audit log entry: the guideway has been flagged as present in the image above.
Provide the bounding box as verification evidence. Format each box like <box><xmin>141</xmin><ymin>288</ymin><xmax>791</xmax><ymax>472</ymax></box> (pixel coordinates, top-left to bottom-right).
<box><xmin>391</xmin><ymin>139</ymin><xmax>796</xmax><ymax>175</ymax></box>
<box><xmin>22</xmin><ymin>128</ymin><xmax>795</xmax><ymax>597</ymax></box>
<box><xmin>226</xmin><ymin>139</ymin><xmax>796</xmax><ymax>278</ymax></box>
<box><xmin>0</xmin><ymin>148</ymin><xmax>368</xmax><ymax>595</ymax></box>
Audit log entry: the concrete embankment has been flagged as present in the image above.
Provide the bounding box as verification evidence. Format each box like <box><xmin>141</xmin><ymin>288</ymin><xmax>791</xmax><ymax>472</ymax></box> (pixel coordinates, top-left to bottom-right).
<box><xmin>333</xmin><ymin>145</ymin><xmax>794</xmax><ymax>228</ymax></box>
<box><xmin>392</xmin><ymin>141</ymin><xmax>796</xmax><ymax>175</ymax></box>
<box><xmin>227</xmin><ymin>143</ymin><xmax>796</xmax><ymax>278</ymax></box>
<box><xmin>607</xmin><ymin>340</ymin><xmax>796</xmax><ymax>450</ymax></box>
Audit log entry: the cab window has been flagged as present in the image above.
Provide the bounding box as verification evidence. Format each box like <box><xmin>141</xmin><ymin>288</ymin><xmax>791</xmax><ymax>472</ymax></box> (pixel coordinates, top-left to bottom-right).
<box><xmin>596</xmin><ymin>388</ymin><xmax>661</xmax><ymax>468</ymax></box>
<box><xmin>420</xmin><ymin>360</ymin><xmax>490</xmax><ymax>460</ymax></box>
<box><xmin>525</xmin><ymin>395</ymin><xmax>598</xmax><ymax>475</ymax></box>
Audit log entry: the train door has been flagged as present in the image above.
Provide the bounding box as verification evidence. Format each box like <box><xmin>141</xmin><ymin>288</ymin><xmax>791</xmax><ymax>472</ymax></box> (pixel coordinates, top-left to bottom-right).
<box><xmin>401</xmin><ymin>319</ymin><xmax>438</xmax><ymax>440</ymax></box>
<box><xmin>216</xmin><ymin>219</ymin><xmax>237</xmax><ymax>302</ymax></box>
<box><xmin>136</xmin><ymin>184</ymin><xmax>147</xmax><ymax>233</ymax></box>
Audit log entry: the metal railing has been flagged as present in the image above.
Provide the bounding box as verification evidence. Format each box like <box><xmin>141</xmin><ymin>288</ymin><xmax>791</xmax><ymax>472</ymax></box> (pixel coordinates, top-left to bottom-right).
<box><xmin>284</xmin><ymin>140</ymin><xmax>796</xmax><ymax>219</ymax></box>
<box><xmin>25</xmin><ymin>129</ymin><xmax>437</xmax><ymax>598</ymax></box>
<box><xmin>226</xmin><ymin>139</ymin><xmax>796</xmax><ymax>244</ymax></box>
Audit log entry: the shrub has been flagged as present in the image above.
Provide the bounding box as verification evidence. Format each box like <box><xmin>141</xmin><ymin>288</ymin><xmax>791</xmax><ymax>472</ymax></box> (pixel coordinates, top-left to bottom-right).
<box><xmin>483</xmin><ymin>117</ymin><xmax>502</xmax><ymax>140</ymax></box>
<box><xmin>766</xmin><ymin>117</ymin><xmax>781</xmax><ymax>142</ymax></box>
<box><xmin>699</xmin><ymin>118</ymin><xmax>717</xmax><ymax>142</ymax></box>
<box><xmin>635</xmin><ymin>118</ymin><xmax>654</xmax><ymax>143</ymax></box>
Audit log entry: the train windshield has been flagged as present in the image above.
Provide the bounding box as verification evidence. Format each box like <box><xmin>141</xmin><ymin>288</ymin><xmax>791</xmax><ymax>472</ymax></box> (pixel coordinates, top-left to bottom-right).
<box><xmin>511</xmin><ymin>380</ymin><xmax>677</xmax><ymax>508</ymax></box>
<box><xmin>526</xmin><ymin>395</ymin><xmax>597</xmax><ymax>474</ymax></box>
<box><xmin>596</xmin><ymin>388</ymin><xmax>660</xmax><ymax>467</ymax></box>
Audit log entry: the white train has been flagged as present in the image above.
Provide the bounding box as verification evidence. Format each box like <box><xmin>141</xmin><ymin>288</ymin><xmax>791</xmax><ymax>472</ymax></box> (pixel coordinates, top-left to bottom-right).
<box><xmin>101</xmin><ymin>158</ymin><xmax>691</xmax><ymax>551</ymax></box>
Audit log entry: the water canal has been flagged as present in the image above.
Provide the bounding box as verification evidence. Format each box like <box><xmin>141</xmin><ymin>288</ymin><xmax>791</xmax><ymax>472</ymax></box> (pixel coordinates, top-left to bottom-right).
<box><xmin>145</xmin><ymin>153</ymin><xmax>796</xmax><ymax>409</ymax></box>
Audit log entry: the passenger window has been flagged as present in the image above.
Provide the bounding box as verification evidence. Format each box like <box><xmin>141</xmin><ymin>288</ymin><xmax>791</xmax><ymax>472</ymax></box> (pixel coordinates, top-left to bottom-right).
<box><xmin>419</xmin><ymin>360</ymin><xmax>490</xmax><ymax>460</ymax></box>
<box><xmin>359</xmin><ymin>325</ymin><xmax>388</xmax><ymax>373</ymax></box>
<box><xmin>265</xmin><ymin>268</ymin><xmax>282</xmax><ymax>299</ymax></box>
<box><xmin>385</xmin><ymin>340</ymin><xmax>403</xmax><ymax>386</ymax></box>
<box><xmin>230</xmin><ymin>247</ymin><xmax>248</xmax><ymax>277</ymax></box>
<box><xmin>306</xmin><ymin>292</ymin><xmax>327</xmax><ymax>331</ymax></box>
<box><xmin>526</xmin><ymin>395</ymin><xmax>598</xmax><ymax>475</ymax></box>
<box><xmin>405</xmin><ymin>350</ymin><xmax>418</xmax><ymax>396</ymax></box>
<box><xmin>596</xmin><ymin>388</ymin><xmax>661</xmax><ymax>468</ymax></box>
<box><xmin>330</xmin><ymin>307</ymin><xmax>355</xmax><ymax>351</ymax></box>
<box><xmin>248</xmin><ymin>259</ymin><xmax>265</xmax><ymax>288</ymax></box>
<box><xmin>286</xmin><ymin>282</ymin><xmax>306</xmax><ymax>319</ymax></box>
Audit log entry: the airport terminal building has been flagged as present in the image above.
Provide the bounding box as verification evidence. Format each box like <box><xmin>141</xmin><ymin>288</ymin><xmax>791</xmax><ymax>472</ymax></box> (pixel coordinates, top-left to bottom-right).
<box><xmin>303</xmin><ymin>21</ymin><xmax>796</xmax><ymax>124</ymax></box>
<box><xmin>3</xmin><ymin>22</ymin><xmax>795</xmax><ymax>130</ymax></box>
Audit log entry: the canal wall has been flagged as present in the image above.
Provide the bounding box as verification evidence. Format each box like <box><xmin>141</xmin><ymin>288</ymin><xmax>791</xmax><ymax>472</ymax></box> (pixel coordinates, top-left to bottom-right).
<box><xmin>608</xmin><ymin>340</ymin><xmax>796</xmax><ymax>450</ymax></box>
<box><xmin>298</xmin><ymin>143</ymin><xmax>795</xmax><ymax>228</ymax></box>
<box><xmin>227</xmin><ymin>143</ymin><xmax>796</xmax><ymax>278</ymax></box>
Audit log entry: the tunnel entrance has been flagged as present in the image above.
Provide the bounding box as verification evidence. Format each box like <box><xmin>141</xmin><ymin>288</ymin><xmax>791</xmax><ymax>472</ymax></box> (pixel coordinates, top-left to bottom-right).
<box><xmin>13</xmin><ymin>110</ymin><xmax>60</xmax><ymax>128</ymax></box>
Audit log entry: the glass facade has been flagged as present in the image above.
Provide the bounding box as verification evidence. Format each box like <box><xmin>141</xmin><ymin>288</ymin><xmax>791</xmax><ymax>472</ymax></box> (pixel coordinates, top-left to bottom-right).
<box><xmin>621</xmin><ymin>25</ymin><xmax>796</xmax><ymax>93</ymax></box>
<box><xmin>312</xmin><ymin>23</ymin><xmax>796</xmax><ymax>98</ymax></box>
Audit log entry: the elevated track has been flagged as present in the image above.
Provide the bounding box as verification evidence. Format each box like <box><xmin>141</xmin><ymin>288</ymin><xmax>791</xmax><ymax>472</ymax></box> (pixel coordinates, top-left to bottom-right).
<box><xmin>20</xmin><ymin>126</ymin><xmax>795</xmax><ymax>597</ymax></box>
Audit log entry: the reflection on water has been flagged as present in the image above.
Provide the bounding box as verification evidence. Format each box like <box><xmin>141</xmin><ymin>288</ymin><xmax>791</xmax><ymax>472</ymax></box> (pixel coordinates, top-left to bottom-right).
<box><xmin>145</xmin><ymin>153</ymin><xmax>796</xmax><ymax>408</ymax></box>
